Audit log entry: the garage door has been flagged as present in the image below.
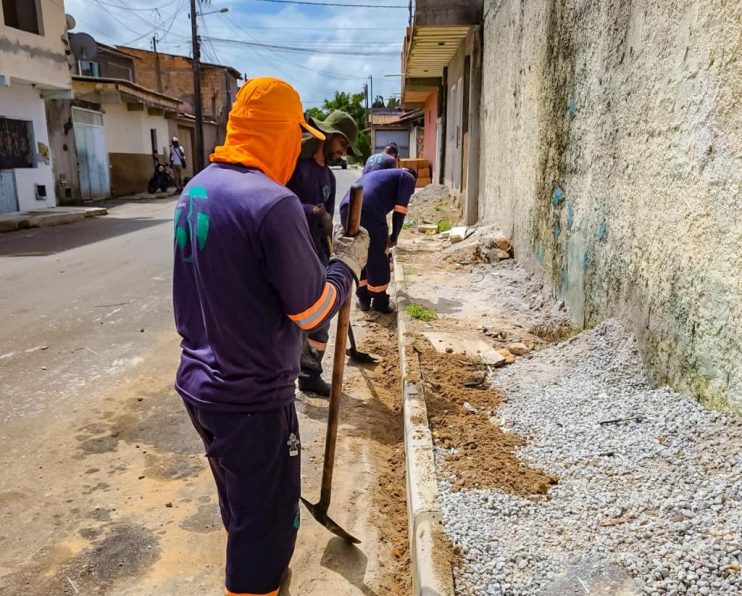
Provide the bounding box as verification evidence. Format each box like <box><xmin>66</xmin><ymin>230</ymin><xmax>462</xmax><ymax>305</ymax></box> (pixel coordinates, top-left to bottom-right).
<box><xmin>375</xmin><ymin>130</ymin><xmax>410</xmax><ymax>158</ymax></box>
<box><xmin>73</xmin><ymin>108</ymin><xmax>110</xmax><ymax>201</ymax></box>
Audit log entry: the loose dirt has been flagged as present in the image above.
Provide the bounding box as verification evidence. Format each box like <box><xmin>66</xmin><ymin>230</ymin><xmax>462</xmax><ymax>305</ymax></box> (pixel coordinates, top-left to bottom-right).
<box><xmin>284</xmin><ymin>310</ymin><xmax>410</xmax><ymax>596</ymax></box>
<box><xmin>345</xmin><ymin>315</ymin><xmax>410</xmax><ymax>594</ymax></box>
<box><xmin>416</xmin><ymin>346</ymin><xmax>557</xmax><ymax>495</ymax></box>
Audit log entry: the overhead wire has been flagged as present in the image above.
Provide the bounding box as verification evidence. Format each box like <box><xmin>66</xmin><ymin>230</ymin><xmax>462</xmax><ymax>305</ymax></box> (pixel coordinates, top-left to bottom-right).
<box><xmin>201</xmin><ymin>36</ymin><xmax>399</xmax><ymax>56</ymax></box>
<box><xmin>216</xmin><ymin>14</ymin><xmax>382</xmax><ymax>78</ymax></box>
<box><xmin>249</xmin><ymin>0</ymin><xmax>408</xmax><ymax>8</ymax></box>
<box><xmin>87</xmin><ymin>0</ymin><xmax>181</xmax><ymax>12</ymax></box>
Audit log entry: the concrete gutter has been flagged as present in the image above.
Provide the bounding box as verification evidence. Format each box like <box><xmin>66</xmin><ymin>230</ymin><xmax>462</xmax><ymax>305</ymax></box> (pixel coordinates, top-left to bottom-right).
<box><xmin>394</xmin><ymin>254</ymin><xmax>455</xmax><ymax>596</ymax></box>
<box><xmin>0</xmin><ymin>207</ymin><xmax>107</xmax><ymax>234</ymax></box>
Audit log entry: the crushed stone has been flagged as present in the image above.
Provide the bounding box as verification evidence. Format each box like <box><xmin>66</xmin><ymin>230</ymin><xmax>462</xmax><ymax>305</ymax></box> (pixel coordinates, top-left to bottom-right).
<box><xmin>438</xmin><ymin>320</ymin><xmax>742</xmax><ymax>595</ymax></box>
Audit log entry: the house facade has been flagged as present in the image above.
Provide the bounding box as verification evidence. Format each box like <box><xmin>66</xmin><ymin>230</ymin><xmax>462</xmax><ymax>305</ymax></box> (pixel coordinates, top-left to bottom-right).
<box><xmin>0</xmin><ymin>0</ymin><xmax>73</xmax><ymax>213</ymax></box>
<box><xmin>116</xmin><ymin>46</ymin><xmax>241</xmax><ymax>176</ymax></box>
<box><xmin>401</xmin><ymin>0</ymin><xmax>483</xmax><ymax>224</ymax></box>
<box><xmin>46</xmin><ymin>32</ymin><xmax>181</xmax><ymax>200</ymax></box>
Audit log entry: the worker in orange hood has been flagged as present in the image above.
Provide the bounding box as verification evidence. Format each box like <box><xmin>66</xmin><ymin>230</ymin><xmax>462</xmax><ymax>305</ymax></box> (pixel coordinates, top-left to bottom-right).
<box><xmin>174</xmin><ymin>77</ymin><xmax>369</xmax><ymax>594</ymax></box>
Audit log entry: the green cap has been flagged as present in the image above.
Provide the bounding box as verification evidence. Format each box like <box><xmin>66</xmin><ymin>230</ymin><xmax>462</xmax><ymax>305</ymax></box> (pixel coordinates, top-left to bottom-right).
<box><xmin>308</xmin><ymin>110</ymin><xmax>361</xmax><ymax>157</ymax></box>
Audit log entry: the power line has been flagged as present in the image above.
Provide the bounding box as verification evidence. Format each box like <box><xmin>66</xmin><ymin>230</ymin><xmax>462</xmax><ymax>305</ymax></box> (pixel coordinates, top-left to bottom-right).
<box><xmin>217</xmin><ymin>14</ymin><xmax>376</xmax><ymax>81</ymax></box>
<box><xmin>87</xmin><ymin>0</ymin><xmax>181</xmax><ymax>11</ymax></box>
<box><xmin>249</xmin><ymin>0</ymin><xmax>407</xmax><ymax>7</ymax></box>
<box><xmin>202</xmin><ymin>36</ymin><xmax>399</xmax><ymax>56</ymax></box>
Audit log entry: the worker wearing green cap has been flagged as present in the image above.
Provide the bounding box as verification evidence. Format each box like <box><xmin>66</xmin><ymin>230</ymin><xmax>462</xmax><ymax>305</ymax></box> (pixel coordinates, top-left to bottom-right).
<box><xmin>287</xmin><ymin>110</ymin><xmax>361</xmax><ymax>397</ymax></box>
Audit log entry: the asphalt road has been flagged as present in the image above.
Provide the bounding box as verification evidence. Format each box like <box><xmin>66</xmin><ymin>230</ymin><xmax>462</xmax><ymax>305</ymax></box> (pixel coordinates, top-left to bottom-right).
<box><xmin>0</xmin><ymin>167</ymin><xmax>389</xmax><ymax>595</ymax></box>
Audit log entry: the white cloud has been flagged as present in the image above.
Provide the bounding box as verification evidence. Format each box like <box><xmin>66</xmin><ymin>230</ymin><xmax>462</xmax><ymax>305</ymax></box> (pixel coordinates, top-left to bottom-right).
<box><xmin>63</xmin><ymin>0</ymin><xmax>408</xmax><ymax>107</ymax></box>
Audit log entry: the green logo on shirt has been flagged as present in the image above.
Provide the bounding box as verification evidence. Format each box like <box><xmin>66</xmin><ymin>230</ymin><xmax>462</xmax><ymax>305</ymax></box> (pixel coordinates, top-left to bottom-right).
<box><xmin>175</xmin><ymin>186</ymin><xmax>210</xmax><ymax>263</ymax></box>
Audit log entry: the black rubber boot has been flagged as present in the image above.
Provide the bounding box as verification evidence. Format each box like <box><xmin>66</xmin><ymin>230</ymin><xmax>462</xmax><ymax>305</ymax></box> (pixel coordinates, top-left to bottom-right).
<box><xmin>298</xmin><ymin>373</ymin><xmax>331</xmax><ymax>398</ymax></box>
<box><xmin>356</xmin><ymin>285</ymin><xmax>371</xmax><ymax>312</ymax></box>
<box><xmin>371</xmin><ymin>293</ymin><xmax>395</xmax><ymax>314</ymax></box>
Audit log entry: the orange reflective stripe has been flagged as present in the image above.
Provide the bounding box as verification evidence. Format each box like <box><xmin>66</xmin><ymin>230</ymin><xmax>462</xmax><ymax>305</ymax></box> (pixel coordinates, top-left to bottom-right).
<box><xmin>359</xmin><ymin>279</ymin><xmax>368</xmax><ymax>287</ymax></box>
<box><xmin>368</xmin><ymin>282</ymin><xmax>389</xmax><ymax>293</ymax></box>
<box><xmin>308</xmin><ymin>338</ymin><xmax>327</xmax><ymax>351</ymax></box>
<box><xmin>394</xmin><ymin>204</ymin><xmax>408</xmax><ymax>214</ymax></box>
<box><xmin>225</xmin><ymin>589</ymin><xmax>278</xmax><ymax>596</ymax></box>
<box><xmin>288</xmin><ymin>283</ymin><xmax>337</xmax><ymax>330</ymax></box>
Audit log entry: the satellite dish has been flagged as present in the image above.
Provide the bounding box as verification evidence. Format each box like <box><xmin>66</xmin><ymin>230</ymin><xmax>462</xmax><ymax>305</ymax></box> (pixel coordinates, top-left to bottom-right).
<box><xmin>70</xmin><ymin>32</ymin><xmax>98</xmax><ymax>61</ymax></box>
<box><xmin>65</xmin><ymin>14</ymin><xmax>76</xmax><ymax>31</ymax></box>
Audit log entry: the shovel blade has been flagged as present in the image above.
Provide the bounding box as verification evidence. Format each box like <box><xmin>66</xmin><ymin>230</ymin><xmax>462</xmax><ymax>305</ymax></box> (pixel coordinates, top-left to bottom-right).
<box><xmin>346</xmin><ymin>348</ymin><xmax>378</xmax><ymax>364</ymax></box>
<box><xmin>301</xmin><ymin>497</ymin><xmax>361</xmax><ymax>544</ymax></box>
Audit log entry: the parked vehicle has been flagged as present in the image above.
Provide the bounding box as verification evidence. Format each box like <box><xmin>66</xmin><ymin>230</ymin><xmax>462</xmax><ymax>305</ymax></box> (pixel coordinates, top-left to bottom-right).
<box><xmin>147</xmin><ymin>155</ymin><xmax>173</xmax><ymax>193</ymax></box>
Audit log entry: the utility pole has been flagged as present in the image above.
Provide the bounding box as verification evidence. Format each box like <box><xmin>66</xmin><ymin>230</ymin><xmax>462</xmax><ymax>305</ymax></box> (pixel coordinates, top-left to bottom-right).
<box><xmin>364</xmin><ymin>83</ymin><xmax>369</xmax><ymax>128</ymax></box>
<box><xmin>152</xmin><ymin>34</ymin><xmax>162</xmax><ymax>93</ymax></box>
<box><xmin>369</xmin><ymin>75</ymin><xmax>374</xmax><ymax>109</ymax></box>
<box><xmin>190</xmin><ymin>0</ymin><xmax>205</xmax><ymax>173</ymax></box>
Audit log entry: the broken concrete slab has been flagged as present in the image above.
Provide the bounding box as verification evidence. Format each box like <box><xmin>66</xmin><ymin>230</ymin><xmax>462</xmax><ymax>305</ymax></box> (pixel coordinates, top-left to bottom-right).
<box><xmin>422</xmin><ymin>331</ymin><xmax>506</xmax><ymax>366</ymax></box>
<box><xmin>418</xmin><ymin>224</ymin><xmax>439</xmax><ymax>235</ymax></box>
<box><xmin>450</xmin><ymin>226</ymin><xmax>474</xmax><ymax>243</ymax></box>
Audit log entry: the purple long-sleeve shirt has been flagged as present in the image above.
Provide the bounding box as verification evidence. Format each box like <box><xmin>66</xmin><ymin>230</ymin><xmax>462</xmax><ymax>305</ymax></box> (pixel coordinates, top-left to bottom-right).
<box><xmin>173</xmin><ymin>163</ymin><xmax>354</xmax><ymax>412</ymax></box>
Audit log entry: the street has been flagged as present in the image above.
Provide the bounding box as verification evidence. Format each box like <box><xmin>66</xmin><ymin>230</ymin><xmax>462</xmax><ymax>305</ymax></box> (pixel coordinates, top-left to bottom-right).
<box><xmin>0</xmin><ymin>169</ymin><xmax>409</xmax><ymax>595</ymax></box>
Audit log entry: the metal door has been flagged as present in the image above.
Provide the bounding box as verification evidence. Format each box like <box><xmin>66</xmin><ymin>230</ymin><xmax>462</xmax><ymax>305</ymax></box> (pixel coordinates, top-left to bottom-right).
<box><xmin>0</xmin><ymin>170</ymin><xmax>18</xmax><ymax>213</ymax></box>
<box><xmin>375</xmin><ymin>130</ymin><xmax>410</xmax><ymax>158</ymax></box>
<box><xmin>73</xmin><ymin>108</ymin><xmax>110</xmax><ymax>200</ymax></box>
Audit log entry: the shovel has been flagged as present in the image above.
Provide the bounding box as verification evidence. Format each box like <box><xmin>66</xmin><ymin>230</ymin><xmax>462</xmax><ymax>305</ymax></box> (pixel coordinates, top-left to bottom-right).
<box><xmin>347</xmin><ymin>325</ymin><xmax>378</xmax><ymax>364</ymax></box>
<box><xmin>301</xmin><ymin>183</ymin><xmax>364</xmax><ymax>544</ymax></box>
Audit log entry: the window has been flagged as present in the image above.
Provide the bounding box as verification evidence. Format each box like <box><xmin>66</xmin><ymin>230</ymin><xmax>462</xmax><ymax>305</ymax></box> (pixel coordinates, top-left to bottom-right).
<box><xmin>78</xmin><ymin>60</ymin><xmax>100</xmax><ymax>78</ymax></box>
<box><xmin>0</xmin><ymin>118</ymin><xmax>34</xmax><ymax>169</ymax></box>
<box><xmin>150</xmin><ymin>129</ymin><xmax>158</xmax><ymax>155</ymax></box>
<box><xmin>2</xmin><ymin>0</ymin><xmax>43</xmax><ymax>35</ymax></box>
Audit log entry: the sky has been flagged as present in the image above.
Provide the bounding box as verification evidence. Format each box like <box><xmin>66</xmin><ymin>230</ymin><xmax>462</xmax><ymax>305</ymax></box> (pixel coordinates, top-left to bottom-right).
<box><xmin>62</xmin><ymin>0</ymin><xmax>411</xmax><ymax>108</ymax></box>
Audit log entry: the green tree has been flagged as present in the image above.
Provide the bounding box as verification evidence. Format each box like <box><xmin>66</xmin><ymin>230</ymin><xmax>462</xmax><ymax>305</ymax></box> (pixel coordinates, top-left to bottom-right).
<box><xmin>386</xmin><ymin>96</ymin><xmax>400</xmax><ymax>109</ymax></box>
<box><xmin>372</xmin><ymin>95</ymin><xmax>385</xmax><ymax>108</ymax></box>
<box><xmin>304</xmin><ymin>91</ymin><xmax>371</xmax><ymax>161</ymax></box>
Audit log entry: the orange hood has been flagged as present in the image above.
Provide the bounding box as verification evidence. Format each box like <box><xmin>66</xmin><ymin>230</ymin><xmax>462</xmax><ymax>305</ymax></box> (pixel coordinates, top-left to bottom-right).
<box><xmin>210</xmin><ymin>77</ymin><xmax>324</xmax><ymax>185</ymax></box>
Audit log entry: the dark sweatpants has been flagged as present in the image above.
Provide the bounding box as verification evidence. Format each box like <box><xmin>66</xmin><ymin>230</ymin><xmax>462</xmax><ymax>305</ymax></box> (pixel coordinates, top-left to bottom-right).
<box><xmin>183</xmin><ymin>400</ymin><xmax>301</xmax><ymax>595</ymax></box>
<box><xmin>341</xmin><ymin>205</ymin><xmax>390</xmax><ymax>299</ymax></box>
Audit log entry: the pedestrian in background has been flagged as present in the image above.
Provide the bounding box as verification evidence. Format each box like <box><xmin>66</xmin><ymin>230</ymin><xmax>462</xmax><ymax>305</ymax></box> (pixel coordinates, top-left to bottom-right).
<box><xmin>170</xmin><ymin>136</ymin><xmax>186</xmax><ymax>192</ymax></box>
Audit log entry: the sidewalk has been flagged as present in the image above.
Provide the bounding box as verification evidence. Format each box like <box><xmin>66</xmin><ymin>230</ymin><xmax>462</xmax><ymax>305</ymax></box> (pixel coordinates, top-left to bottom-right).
<box><xmin>0</xmin><ymin>206</ymin><xmax>108</xmax><ymax>234</ymax></box>
<box><xmin>395</xmin><ymin>187</ymin><xmax>741</xmax><ymax>595</ymax></box>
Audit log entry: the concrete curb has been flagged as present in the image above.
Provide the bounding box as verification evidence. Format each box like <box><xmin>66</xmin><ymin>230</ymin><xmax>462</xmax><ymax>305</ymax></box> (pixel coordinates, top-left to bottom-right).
<box><xmin>394</xmin><ymin>254</ymin><xmax>455</xmax><ymax>596</ymax></box>
<box><xmin>0</xmin><ymin>207</ymin><xmax>107</xmax><ymax>234</ymax></box>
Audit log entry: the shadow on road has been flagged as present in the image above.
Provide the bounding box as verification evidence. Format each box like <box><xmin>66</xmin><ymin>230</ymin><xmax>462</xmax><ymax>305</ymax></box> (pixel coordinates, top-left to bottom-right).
<box><xmin>320</xmin><ymin>537</ymin><xmax>381</xmax><ymax>596</ymax></box>
<box><xmin>0</xmin><ymin>215</ymin><xmax>170</xmax><ymax>257</ymax></box>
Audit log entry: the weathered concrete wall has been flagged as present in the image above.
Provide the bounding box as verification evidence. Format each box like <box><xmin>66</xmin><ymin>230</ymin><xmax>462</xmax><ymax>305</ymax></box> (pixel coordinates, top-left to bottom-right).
<box><xmin>0</xmin><ymin>0</ymin><xmax>71</xmax><ymax>90</ymax></box>
<box><xmin>479</xmin><ymin>0</ymin><xmax>742</xmax><ymax>409</ymax></box>
<box><xmin>45</xmin><ymin>99</ymin><xmax>81</xmax><ymax>205</ymax></box>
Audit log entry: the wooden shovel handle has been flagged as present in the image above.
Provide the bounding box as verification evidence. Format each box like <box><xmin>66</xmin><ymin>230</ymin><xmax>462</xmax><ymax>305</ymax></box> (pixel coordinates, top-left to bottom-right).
<box><xmin>319</xmin><ymin>184</ymin><xmax>363</xmax><ymax>508</ymax></box>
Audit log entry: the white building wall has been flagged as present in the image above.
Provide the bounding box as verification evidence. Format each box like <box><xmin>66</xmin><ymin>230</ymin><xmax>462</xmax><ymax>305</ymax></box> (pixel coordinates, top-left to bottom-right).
<box><xmin>103</xmin><ymin>103</ymin><xmax>170</xmax><ymax>156</ymax></box>
<box><xmin>0</xmin><ymin>82</ymin><xmax>56</xmax><ymax>211</ymax></box>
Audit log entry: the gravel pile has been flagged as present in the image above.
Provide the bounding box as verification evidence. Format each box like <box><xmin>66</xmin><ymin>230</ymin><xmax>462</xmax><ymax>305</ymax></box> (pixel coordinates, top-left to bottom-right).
<box><xmin>437</xmin><ymin>320</ymin><xmax>742</xmax><ymax>595</ymax></box>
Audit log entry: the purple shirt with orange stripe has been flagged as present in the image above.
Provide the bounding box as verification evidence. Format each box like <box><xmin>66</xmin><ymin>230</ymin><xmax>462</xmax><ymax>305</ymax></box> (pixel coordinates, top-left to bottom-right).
<box><xmin>340</xmin><ymin>168</ymin><xmax>416</xmax><ymax>240</ymax></box>
<box><xmin>173</xmin><ymin>163</ymin><xmax>353</xmax><ymax>412</ymax></box>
